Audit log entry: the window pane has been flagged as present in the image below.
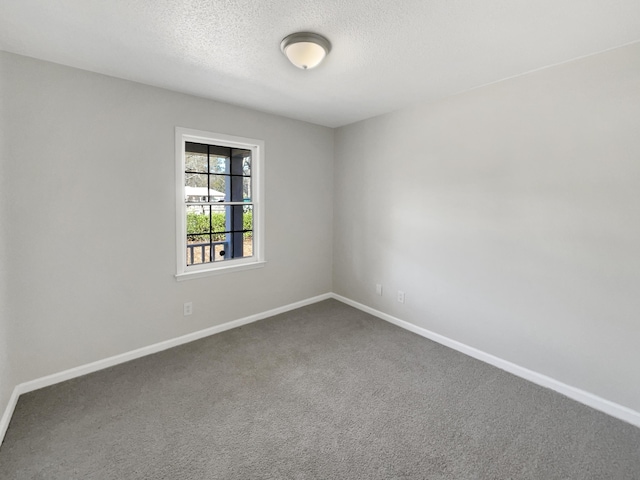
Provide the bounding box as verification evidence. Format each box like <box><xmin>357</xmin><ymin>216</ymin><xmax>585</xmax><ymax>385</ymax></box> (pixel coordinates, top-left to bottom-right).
<box><xmin>242</xmin><ymin>236</ymin><xmax>253</xmax><ymax>258</ymax></box>
<box><xmin>230</xmin><ymin>151</ymin><xmax>250</xmax><ymax>174</ymax></box>
<box><xmin>242</xmin><ymin>156</ymin><xmax>251</xmax><ymax>176</ymax></box>
<box><xmin>187</xmin><ymin>234</ymin><xmax>210</xmax><ymax>247</ymax></box>
<box><xmin>228</xmin><ymin>175</ymin><xmax>242</xmax><ymax>202</ymax></box>
<box><xmin>185</xmin><ymin>174</ymin><xmax>227</xmax><ymax>202</ymax></box>
<box><xmin>208</xmin><ymin>146</ymin><xmax>232</xmax><ymax>174</ymax></box>
<box><xmin>186</xmin><ymin>204</ymin><xmax>207</xmax><ymax>215</ymax></box>
<box><xmin>186</xmin><ymin>209</ymin><xmax>210</xmax><ymax>235</ymax></box>
<box><xmin>210</xmin><ymin>156</ymin><xmax>228</xmax><ymax>174</ymax></box>
<box><xmin>210</xmin><ymin>175</ymin><xmax>227</xmax><ymax>197</ymax></box>
<box><xmin>243</xmin><ymin>177</ymin><xmax>252</xmax><ymax>201</ymax></box>
<box><xmin>186</xmin><ymin>142</ymin><xmax>207</xmax><ymax>154</ymax></box>
<box><xmin>185</xmin><ymin>152</ymin><xmax>208</xmax><ymax>173</ymax></box>
<box><xmin>234</xmin><ymin>148</ymin><xmax>251</xmax><ymax>158</ymax></box>
<box><xmin>226</xmin><ymin>205</ymin><xmax>244</xmax><ymax>232</ymax></box>
<box><xmin>210</xmin><ymin>207</ymin><xmax>227</xmax><ymax>236</ymax></box>
<box><xmin>186</xmin><ymin>241</ymin><xmax>211</xmax><ymax>266</ymax></box>
<box><xmin>185</xmin><ymin>173</ymin><xmax>208</xmax><ymax>190</ymax></box>
<box><xmin>242</xmin><ymin>205</ymin><xmax>253</xmax><ymax>232</ymax></box>
<box><xmin>241</xmin><ymin>204</ymin><xmax>253</xmax><ymax>258</ymax></box>
<box><xmin>213</xmin><ymin>242</ymin><xmax>228</xmax><ymax>261</ymax></box>
<box><xmin>210</xmin><ymin>145</ymin><xmax>231</xmax><ymax>157</ymax></box>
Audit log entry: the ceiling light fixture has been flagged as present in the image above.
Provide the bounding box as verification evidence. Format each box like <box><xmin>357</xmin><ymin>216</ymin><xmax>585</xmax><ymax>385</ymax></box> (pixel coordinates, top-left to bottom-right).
<box><xmin>280</xmin><ymin>32</ymin><xmax>331</xmax><ymax>70</ymax></box>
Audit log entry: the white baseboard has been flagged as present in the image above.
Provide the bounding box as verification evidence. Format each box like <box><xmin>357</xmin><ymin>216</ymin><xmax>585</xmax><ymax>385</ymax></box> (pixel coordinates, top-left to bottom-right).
<box><xmin>0</xmin><ymin>388</ymin><xmax>21</xmax><ymax>448</ymax></box>
<box><xmin>3</xmin><ymin>290</ymin><xmax>638</xmax><ymax>447</ymax></box>
<box><xmin>0</xmin><ymin>293</ymin><xmax>332</xmax><ymax>445</ymax></box>
<box><xmin>331</xmin><ymin>293</ymin><xmax>640</xmax><ymax>429</ymax></box>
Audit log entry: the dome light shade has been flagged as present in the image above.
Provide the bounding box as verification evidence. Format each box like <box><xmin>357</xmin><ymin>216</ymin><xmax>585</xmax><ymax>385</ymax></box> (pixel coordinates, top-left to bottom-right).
<box><xmin>281</xmin><ymin>32</ymin><xmax>331</xmax><ymax>70</ymax></box>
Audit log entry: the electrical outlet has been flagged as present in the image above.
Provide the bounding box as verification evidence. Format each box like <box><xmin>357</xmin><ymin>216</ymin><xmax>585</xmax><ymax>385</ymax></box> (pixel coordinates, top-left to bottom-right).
<box><xmin>183</xmin><ymin>302</ymin><xmax>193</xmax><ymax>316</ymax></box>
<box><xmin>397</xmin><ymin>291</ymin><xmax>405</xmax><ymax>304</ymax></box>
<box><xmin>376</xmin><ymin>284</ymin><xmax>383</xmax><ymax>296</ymax></box>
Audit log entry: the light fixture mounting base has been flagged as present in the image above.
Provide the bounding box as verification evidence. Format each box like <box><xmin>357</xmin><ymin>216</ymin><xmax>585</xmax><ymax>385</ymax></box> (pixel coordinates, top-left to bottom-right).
<box><xmin>280</xmin><ymin>32</ymin><xmax>332</xmax><ymax>55</ymax></box>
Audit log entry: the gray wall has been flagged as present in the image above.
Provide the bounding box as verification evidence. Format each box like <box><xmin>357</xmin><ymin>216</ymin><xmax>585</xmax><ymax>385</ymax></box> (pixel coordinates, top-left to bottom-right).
<box><xmin>2</xmin><ymin>41</ymin><xmax>639</xmax><ymax>424</ymax></box>
<box><xmin>0</xmin><ymin>64</ymin><xmax>14</xmax><ymax>418</ymax></box>
<box><xmin>0</xmin><ymin>52</ymin><xmax>334</xmax><ymax>395</ymax></box>
<box><xmin>334</xmin><ymin>42</ymin><xmax>640</xmax><ymax>412</ymax></box>
<box><xmin>0</xmin><ymin>315</ymin><xmax>11</xmax><ymax>426</ymax></box>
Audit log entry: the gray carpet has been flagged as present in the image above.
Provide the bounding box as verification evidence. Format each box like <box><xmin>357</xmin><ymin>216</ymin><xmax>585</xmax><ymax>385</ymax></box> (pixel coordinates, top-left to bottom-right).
<box><xmin>1</xmin><ymin>299</ymin><xmax>639</xmax><ymax>479</ymax></box>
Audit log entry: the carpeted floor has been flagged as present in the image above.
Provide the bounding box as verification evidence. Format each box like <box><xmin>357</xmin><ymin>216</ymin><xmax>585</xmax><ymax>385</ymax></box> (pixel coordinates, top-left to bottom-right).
<box><xmin>1</xmin><ymin>299</ymin><xmax>639</xmax><ymax>479</ymax></box>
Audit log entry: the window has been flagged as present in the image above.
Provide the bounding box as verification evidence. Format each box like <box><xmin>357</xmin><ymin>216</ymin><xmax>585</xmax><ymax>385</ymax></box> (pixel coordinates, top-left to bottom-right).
<box><xmin>175</xmin><ymin>128</ymin><xmax>264</xmax><ymax>280</ymax></box>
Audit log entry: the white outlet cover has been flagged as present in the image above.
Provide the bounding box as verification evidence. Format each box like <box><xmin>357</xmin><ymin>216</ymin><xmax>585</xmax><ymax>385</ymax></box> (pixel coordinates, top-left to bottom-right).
<box><xmin>397</xmin><ymin>291</ymin><xmax>405</xmax><ymax>303</ymax></box>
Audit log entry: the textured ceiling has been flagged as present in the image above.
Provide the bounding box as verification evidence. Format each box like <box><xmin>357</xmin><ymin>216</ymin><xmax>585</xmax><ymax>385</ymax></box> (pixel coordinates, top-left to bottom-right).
<box><xmin>1</xmin><ymin>0</ymin><xmax>639</xmax><ymax>127</ymax></box>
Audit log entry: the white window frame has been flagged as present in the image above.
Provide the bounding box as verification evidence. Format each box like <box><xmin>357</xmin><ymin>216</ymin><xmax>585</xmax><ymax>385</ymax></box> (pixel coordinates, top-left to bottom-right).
<box><xmin>175</xmin><ymin>127</ymin><xmax>265</xmax><ymax>281</ymax></box>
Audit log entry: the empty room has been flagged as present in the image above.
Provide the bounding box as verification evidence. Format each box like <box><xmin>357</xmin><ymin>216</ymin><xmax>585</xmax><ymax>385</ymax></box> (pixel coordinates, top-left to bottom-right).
<box><xmin>1</xmin><ymin>1</ymin><xmax>639</xmax><ymax>478</ymax></box>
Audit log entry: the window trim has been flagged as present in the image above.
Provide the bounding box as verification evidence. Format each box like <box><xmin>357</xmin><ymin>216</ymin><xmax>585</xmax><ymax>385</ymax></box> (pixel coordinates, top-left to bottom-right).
<box><xmin>175</xmin><ymin>127</ymin><xmax>265</xmax><ymax>281</ymax></box>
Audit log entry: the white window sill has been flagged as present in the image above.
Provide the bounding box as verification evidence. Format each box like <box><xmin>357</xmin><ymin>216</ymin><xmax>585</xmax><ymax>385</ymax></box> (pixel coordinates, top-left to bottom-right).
<box><xmin>175</xmin><ymin>261</ymin><xmax>266</xmax><ymax>281</ymax></box>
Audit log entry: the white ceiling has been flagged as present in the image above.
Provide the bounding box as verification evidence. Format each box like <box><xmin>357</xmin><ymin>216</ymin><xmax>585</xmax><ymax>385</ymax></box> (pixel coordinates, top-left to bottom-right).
<box><xmin>1</xmin><ymin>1</ymin><xmax>639</xmax><ymax>127</ymax></box>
